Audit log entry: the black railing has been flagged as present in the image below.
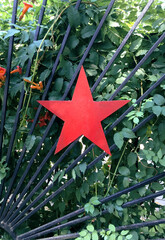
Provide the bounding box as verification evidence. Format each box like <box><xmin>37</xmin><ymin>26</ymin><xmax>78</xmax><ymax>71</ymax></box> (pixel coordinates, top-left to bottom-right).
<box><xmin>0</xmin><ymin>0</ymin><xmax>165</xmax><ymax>239</ymax></box>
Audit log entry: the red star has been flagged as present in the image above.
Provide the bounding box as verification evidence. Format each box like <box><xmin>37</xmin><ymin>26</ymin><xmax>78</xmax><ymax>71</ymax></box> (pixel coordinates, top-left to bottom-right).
<box><xmin>38</xmin><ymin>66</ymin><xmax>129</xmax><ymax>155</ymax></box>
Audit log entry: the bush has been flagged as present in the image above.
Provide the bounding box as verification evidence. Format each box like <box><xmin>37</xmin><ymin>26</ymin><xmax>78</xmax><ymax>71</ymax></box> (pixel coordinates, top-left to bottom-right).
<box><xmin>0</xmin><ymin>0</ymin><xmax>165</xmax><ymax>239</ymax></box>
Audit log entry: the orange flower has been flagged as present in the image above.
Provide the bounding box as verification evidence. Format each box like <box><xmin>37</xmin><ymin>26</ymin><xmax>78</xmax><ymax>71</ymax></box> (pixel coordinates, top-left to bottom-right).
<box><xmin>19</xmin><ymin>2</ymin><xmax>33</xmax><ymax>21</ymax></box>
<box><xmin>0</xmin><ymin>67</ymin><xmax>6</xmax><ymax>77</ymax></box>
<box><xmin>10</xmin><ymin>66</ymin><xmax>22</xmax><ymax>75</ymax></box>
<box><xmin>30</xmin><ymin>81</ymin><xmax>43</xmax><ymax>91</ymax></box>
<box><xmin>24</xmin><ymin>79</ymin><xmax>43</xmax><ymax>91</ymax></box>
<box><xmin>0</xmin><ymin>67</ymin><xmax>6</xmax><ymax>86</ymax></box>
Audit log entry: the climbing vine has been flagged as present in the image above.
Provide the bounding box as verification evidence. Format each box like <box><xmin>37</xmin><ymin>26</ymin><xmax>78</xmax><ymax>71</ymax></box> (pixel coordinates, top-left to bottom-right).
<box><xmin>0</xmin><ymin>0</ymin><xmax>165</xmax><ymax>239</ymax></box>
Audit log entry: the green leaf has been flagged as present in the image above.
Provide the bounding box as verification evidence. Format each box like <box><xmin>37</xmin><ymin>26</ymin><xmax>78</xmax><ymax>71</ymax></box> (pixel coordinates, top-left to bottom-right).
<box><xmin>123</xmin><ymin>177</ymin><xmax>130</xmax><ymax>187</ymax></box>
<box><xmin>126</xmin><ymin>234</ymin><xmax>133</xmax><ymax>240</ymax></box>
<box><xmin>81</xmin><ymin>25</ymin><xmax>96</xmax><ymax>39</ymax></box>
<box><xmin>68</xmin><ymin>35</ymin><xmax>79</xmax><ymax>49</ymax></box>
<box><xmin>130</xmin><ymin>38</ymin><xmax>142</xmax><ymax>52</ymax></box>
<box><xmin>117</xmin><ymin>236</ymin><xmax>123</xmax><ymax>240</ymax></box>
<box><xmin>21</xmin><ymin>31</ymin><xmax>29</xmax><ymax>42</ymax></box>
<box><xmin>108</xmin><ymin>224</ymin><xmax>116</xmax><ymax>232</ymax></box>
<box><xmin>25</xmin><ymin>135</ymin><xmax>36</xmax><ymax>151</ymax></box>
<box><xmin>84</xmin><ymin>203</ymin><xmax>94</xmax><ymax>214</ymax></box>
<box><xmin>138</xmin><ymin>186</ymin><xmax>146</xmax><ymax>196</ymax></box>
<box><xmin>53</xmin><ymin>171</ymin><xmax>61</xmax><ymax>182</ymax></box>
<box><xmin>136</xmin><ymin>49</ymin><xmax>148</xmax><ymax>56</ymax></box>
<box><xmin>4</xmin><ymin>29</ymin><xmax>20</xmax><ymax>39</ymax></box>
<box><xmin>90</xmin><ymin>196</ymin><xmax>100</xmax><ymax>205</ymax></box>
<box><xmin>157</xmin><ymin>149</ymin><xmax>163</xmax><ymax>159</ymax></box>
<box><xmin>159</xmin><ymin>156</ymin><xmax>165</xmax><ymax>167</ymax></box>
<box><xmin>92</xmin><ymin>231</ymin><xmax>98</xmax><ymax>240</ymax></box>
<box><xmin>110</xmin><ymin>233</ymin><xmax>117</xmax><ymax>240</ymax></box>
<box><xmin>114</xmin><ymin>132</ymin><xmax>124</xmax><ymax>149</ymax></box>
<box><xmin>79</xmin><ymin>162</ymin><xmax>87</xmax><ymax>174</ymax></box>
<box><xmin>109</xmin><ymin>21</ymin><xmax>120</xmax><ymax>27</ymax></box>
<box><xmin>116</xmin><ymin>77</ymin><xmax>125</xmax><ymax>84</ymax></box>
<box><xmin>79</xmin><ymin>230</ymin><xmax>88</xmax><ymax>237</ymax></box>
<box><xmin>85</xmin><ymin>233</ymin><xmax>91</xmax><ymax>240</ymax></box>
<box><xmin>10</xmin><ymin>82</ymin><xmax>23</xmax><ymax>98</ymax></box>
<box><xmin>161</xmin><ymin>106</ymin><xmax>165</xmax><ymax>116</ymax></box>
<box><xmin>152</xmin><ymin>106</ymin><xmax>162</xmax><ymax>116</ymax></box>
<box><xmin>133</xmin><ymin>117</ymin><xmax>139</xmax><ymax>124</ymax></box>
<box><xmin>127</xmin><ymin>152</ymin><xmax>137</xmax><ymax>167</ymax></box>
<box><xmin>86</xmin><ymin>68</ymin><xmax>97</xmax><ymax>76</ymax></box>
<box><xmin>27</xmin><ymin>43</ymin><xmax>37</xmax><ymax>60</ymax></box>
<box><xmin>153</xmin><ymin>94</ymin><xmax>165</xmax><ymax>106</ymax></box>
<box><xmin>159</xmin><ymin>23</ymin><xmax>165</xmax><ymax>32</ymax></box>
<box><xmin>148</xmin><ymin>75</ymin><xmax>157</xmax><ymax>82</ymax></box>
<box><xmin>58</xmin><ymin>170</ymin><xmax>65</xmax><ymax>182</ymax></box>
<box><xmin>119</xmin><ymin>166</ymin><xmax>130</xmax><ymax>176</ymax></box>
<box><xmin>121</xmin><ymin>230</ymin><xmax>129</xmax><ymax>235</ymax></box>
<box><xmin>116</xmin><ymin>199</ymin><xmax>123</xmax><ymax>206</ymax></box>
<box><xmin>33</xmin><ymin>40</ymin><xmax>42</xmax><ymax>48</ymax></box>
<box><xmin>67</xmin><ymin>6</ymin><xmax>80</xmax><ymax>27</ymax></box>
<box><xmin>44</xmin><ymin>40</ymin><xmax>53</xmax><ymax>47</ymax></box>
<box><xmin>122</xmin><ymin>128</ymin><xmax>136</xmax><ymax>139</ymax></box>
<box><xmin>129</xmin><ymin>231</ymin><xmax>139</xmax><ymax>240</ymax></box>
<box><xmin>143</xmin><ymin>101</ymin><xmax>154</xmax><ymax>109</ymax></box>
<box><xmin>54</xmin><ymin>78</ymin><xmax>63</xmax><ymax>92</ymax></box>
<box><xmin>40</xmin><ymin>69</ymin><xmax>51</xmax><ymax>82</ymax></box>
<box><xmin>87</xmin><ymin>224</ymin><xmax>94</xmax><ymax>232</ymax></box>
<box><xmin>72</xmin><ymin>169</ymin><xmax>76</xmax><ymax>179</ymax></box>
<box><xmin>107</xmin><ymin>203</ymin><xmax>114</xmax><ymax>213</ymax></box>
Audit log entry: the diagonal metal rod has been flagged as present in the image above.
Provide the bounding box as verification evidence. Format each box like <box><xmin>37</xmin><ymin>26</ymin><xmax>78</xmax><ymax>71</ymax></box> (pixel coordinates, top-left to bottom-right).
<box><xmin>1</xmin><ymin>0</ymin><xmax>116</xmax><ymax>221</ymax></box>
<box><xmin>0</xmin><ymin>0</ymin><xmax>162</xmax><ymax>238</ymax></box>
<box><xmin>11</xmin><ymin>69</ymin><xmax>165</xmax><ymax>225</ymax></box>
<box><xmin>22</xmin><ymin>184</ymin><xmax>165</xmax><ymax>240</ymax></box>
<box><xmin>7</xmin><ymin>70</ymin><xmax>165</xmax><ymax>226</ymax></box>
<box><xmin>122</xmin><ymin>189</ymin><xmax>165</xmax><ymax>208</ymax></box>
<box><xmin>0</xmin><ymin>0</ymin><xmax>47</xmax><ymax>203</ymax></box>
<box><xmin>0</xmin><ymin>0</ymin><xmax>18</xmax><ymax>160</ymax></box>
<box><xmin>32</xmin><ymin>218</ymin><xmax>165</xmax><ymax>240</ymax></box>
<box><xmin>0</xmin><ymin>0</ymin><xmax>48</xmax><ymax>218</ymax></box>
<box><xmin>17</xmin><ymin>166</ymin><xmax>165</xmax><ymax>239</ymax></box>
<box><xmin>0</xmin><ymin>0</ymin><xmax>82</xmax><ymax>220</ymax></box>
<box><xmin>3</xmin><ymin>0</ymin><xmax>156</xmax><ymax>222</ymax></box>
<box><xmin>11</xmin><ymin>101</ymin><xmax>161</xmax><ymax>229</ymax></box>
<box><xmin>22</xmin><ymin>186</ymin><xmax>165</xmax><ymax>240</ymax></box>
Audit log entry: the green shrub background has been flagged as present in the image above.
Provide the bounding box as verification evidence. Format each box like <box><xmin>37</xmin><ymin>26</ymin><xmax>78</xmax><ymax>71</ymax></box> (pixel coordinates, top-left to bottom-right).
<box><xmin>0</xmin><ymin>0</ymin><xmax>165</xmax><ymax>239</ymax></box>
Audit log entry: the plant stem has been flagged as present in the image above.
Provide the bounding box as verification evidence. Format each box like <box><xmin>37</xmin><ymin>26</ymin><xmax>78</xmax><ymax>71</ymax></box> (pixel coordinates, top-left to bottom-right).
<box><xmin>105</xmin><ymin>141</ymin><xmax>129</xmax><ymax>196</ymax></box>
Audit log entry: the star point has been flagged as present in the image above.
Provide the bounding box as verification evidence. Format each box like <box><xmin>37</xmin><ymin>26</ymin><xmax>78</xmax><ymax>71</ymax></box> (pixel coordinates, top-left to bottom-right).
<box><xmin>38</xmin><ymin>66</ymin><xmax>129</xmax><ymax>155</ymax></box>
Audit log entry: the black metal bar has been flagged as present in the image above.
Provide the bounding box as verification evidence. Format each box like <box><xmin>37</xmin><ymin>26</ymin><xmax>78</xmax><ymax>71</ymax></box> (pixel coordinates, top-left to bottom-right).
<box><xmin>10</xmin><ymin>74</ymin><xmax>165</xmax><ymax>227</ymax></box>
<box><xmin>91</xmin><ymin>0</ymin><xmax>155</xmax><ymax>93</ymax></box>
<box><xmin>17</xmin><ymin>170</ymin><xmax>165</xmax><ymax>239</ymax></box>
<box><xmin>122</xmin><ymin>189</ymin><xmax>165</xmax><ymax>208</ymax></box>
<box><xmin>21</xmin><ymin>187</ymin><xmax>165</xmax><ymax>240</ymax></box>
<box><xmin>87</xmin><ymin>74</ymin><xmax>165</xmax><ymax>170</ymax></box>
<box><xmin>7</xmin><ymin>112</ymin><xmax>155</xmax><ymax>226</ymax></box>
<box><xmin>0</xmin><ymin>222</ymin><xmax>16</xmax><ymax>239</ymax></box>
<box><xmin>0</xmin><ymin>0</ymin><xmax>48</xmax><ymax>218</ymax></box>
<box><xmin>2</xmin><ymin>0</ymin><xmax>116</xmax><ymax>221</ymax></box>
<box><xmin>30</xmin><ymin>218</ymin><xmax>165</xmax><ymax>240</ymax></box>
<box><xmin>9</xmin><ymin>73</ymin><xmax>165</xmax><ymax>226</ymax></box>
<box><xmin>0</xmin><ymin>0</ymin><xmax>18</xmax><ymax>160</ymax></box>
<box><xmin>11</xmin><ymin>111</ymin><xmax>161</xmax><ymax>231</ymax></box>
<box><xmin>4</xmin><ymin>0</ymin><xmax>158</xmax><ymax>222</ymax></box>
<box><xmin>1</xmin><ymin>0</ymin><xmax>82</xmax><ymax>223</ymax></box>
<box><xmin>5</xmin><ymin>0</ymin><xmax>47</xmax><ymax>167</ymax></box>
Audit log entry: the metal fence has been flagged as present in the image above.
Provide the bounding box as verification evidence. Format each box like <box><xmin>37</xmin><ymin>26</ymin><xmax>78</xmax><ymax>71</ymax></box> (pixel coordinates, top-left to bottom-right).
<box><xmin>0</xmin><ymin>0</ymin><xmax>165</xmax><ymax>239</ymax></box>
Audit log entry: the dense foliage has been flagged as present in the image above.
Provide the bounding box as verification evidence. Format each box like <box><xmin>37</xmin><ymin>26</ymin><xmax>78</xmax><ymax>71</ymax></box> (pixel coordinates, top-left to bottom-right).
<box><xmin>0</xmin><ymin>0</ymin><xmax>165</xmax><ymax>239</ymax></box>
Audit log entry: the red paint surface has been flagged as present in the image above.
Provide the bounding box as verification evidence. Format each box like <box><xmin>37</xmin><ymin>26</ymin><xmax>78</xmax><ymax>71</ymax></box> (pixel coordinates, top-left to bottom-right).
<box><xmin>38</xmin><ymin>66</ymin><xmax>129</xmax><ymax>155</ymax></box>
